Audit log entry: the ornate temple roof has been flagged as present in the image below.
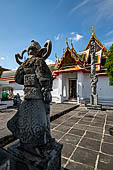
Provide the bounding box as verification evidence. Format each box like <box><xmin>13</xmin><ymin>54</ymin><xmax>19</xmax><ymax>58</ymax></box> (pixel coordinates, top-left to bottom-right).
<box><xmin>84</xmin><ymin>27</ymin><xmax>108</xmax><ymax>52</ymax></box>
<box><xmin>52</xmin><ymin>28</ymin><xmax>109</xmax><ymax>78</ymax></box>
<box><xmin>56</xmin><ymin>40</ymin><xmax>84</xmax><ymax>70</ymax></box>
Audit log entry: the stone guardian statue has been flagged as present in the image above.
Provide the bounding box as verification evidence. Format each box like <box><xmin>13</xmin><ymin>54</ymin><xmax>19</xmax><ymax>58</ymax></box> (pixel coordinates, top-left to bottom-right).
<box><xmin>7</xmin><ymin>40</ymin><xmax>53</xmax><ymax>154</ymax></box>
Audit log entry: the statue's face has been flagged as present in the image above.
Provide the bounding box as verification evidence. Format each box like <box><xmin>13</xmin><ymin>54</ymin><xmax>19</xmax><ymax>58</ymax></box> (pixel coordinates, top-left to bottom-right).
<box><xmin>28</xmin><ymin>47</ymin><xmax>37</xmax><ymax>56</ymax></box>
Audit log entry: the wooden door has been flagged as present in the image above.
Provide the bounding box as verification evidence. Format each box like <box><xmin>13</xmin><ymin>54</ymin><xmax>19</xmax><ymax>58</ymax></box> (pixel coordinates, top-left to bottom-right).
<box><xmin>69</xmin><ymin>79</ymin><xmax>77</xmax><ymax>100</ymax></box>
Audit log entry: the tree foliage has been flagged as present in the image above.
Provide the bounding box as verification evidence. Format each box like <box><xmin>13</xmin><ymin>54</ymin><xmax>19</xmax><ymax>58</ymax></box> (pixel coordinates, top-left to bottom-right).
<box><xmin>105</xmin><ymin>44</ymin><xmax>113</xmax><ymax>85</ymax></box>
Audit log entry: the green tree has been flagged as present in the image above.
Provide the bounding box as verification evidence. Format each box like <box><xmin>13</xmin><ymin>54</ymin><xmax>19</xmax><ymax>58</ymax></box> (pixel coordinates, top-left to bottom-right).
<box><xmin>105</xmin><ymin>44</ymin><xmax>113</xmax><ymax>85</ymax></box>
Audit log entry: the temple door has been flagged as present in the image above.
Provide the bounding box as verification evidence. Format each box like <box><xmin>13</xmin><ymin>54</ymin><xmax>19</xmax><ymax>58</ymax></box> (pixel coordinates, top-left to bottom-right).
<box><xmin>69</xmin><ymin>79</ymin><xmax>77</xmax><ymax>100</ymax></box>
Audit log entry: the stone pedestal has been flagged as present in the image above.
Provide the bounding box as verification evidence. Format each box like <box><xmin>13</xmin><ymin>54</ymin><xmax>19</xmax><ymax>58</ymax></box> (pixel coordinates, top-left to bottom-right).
<box><xmin>87</xmin><ymin>104</ymin><xmax>102</xmax><ymax>110</ymax></box>
<box><xmin>87</xmin><ymin>94</ymin><xmax>102</xmax><ymax>110</ymax></box>
<box><xmin>90</xmin><ymin>94</ymin><xmax>98</xmax><ymax>105</ymax></box>
<box><xmin>8</xmin><ymin>140</ymin><xmax>63</xmax><ymax>170</ymax></box>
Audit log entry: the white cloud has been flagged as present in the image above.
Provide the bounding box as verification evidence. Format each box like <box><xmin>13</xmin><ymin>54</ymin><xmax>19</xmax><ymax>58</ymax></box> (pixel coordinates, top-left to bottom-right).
<box><xmin>75</xmin><ymin>34</ymin><xmax>83</xmax><ymax>41</ymax></box>
<box><xmin>68</xmin><ymin>33</ymin><xmax>83</xmax><ymax>42</ymax></box>
<box><xmin>70</xmin><ymin>32</ymin><xmax>75</xmax><ymax>35</ymax></box>
<box><xmin>0</xmin><ymin>57</ymin><xmax>5</xmax><ymax>60</ymax></box>
<box><xmin>106</xmin><ymin>30</ymin><xmax>113</xmax><ymax>36</ymax></box>
<box><xmin>96</xmin><ymin>0</ymin><xmax>113</xmax><ymax>21</ymax></box>
<box><xmin>45</xmin><ymin>59</ymin><xmax>55</xmax><ymax>65</ymax></box>
<box><xmin>54</xmin><ymin>34</ymin><xmax>60</xmax><ymax>41</ymax></box>
<box><xmin>104</xmin><ymin>40</ymin><xmax>113</xmax><ymax>47</ymax></box>
<box><xmin>69</xmin><ymin>0</ymin><xmax>90</xmax><ymax>15</ymax></box>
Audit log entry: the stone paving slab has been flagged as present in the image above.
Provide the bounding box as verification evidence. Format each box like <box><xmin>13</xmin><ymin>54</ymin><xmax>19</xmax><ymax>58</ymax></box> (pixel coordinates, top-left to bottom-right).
<box><xmin>51</xmin><ymin>106</ymin><xmax>113</xmax><ymax>170</ymax></box>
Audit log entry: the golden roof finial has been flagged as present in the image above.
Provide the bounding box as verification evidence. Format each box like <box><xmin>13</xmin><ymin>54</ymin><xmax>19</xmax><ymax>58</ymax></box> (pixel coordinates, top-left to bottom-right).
<box><xmin>92</xmin><ymin>25</ymin><xmax>95</xmax><ymax>37</ymax></box>
<box><xmin>71</xmin><ymin>39</ymin><xmax>74</xmax><ymax>49</ymax></box>
<box><xmin>55</xmin><ymin>53</ymin><xmax>59</xmax><ymax>63</ymax></box>
<box><xmin>66</xmin><ymin>38</ymin><xmax>69</xmax><ymax>48</ymax></box>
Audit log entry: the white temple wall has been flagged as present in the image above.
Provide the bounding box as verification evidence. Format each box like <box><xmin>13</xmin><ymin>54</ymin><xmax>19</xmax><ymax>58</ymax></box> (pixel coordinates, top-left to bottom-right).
<box><xmin>82</xmin><ymin>73</ymin><xmax>90</xmax><ymax>101</ymax></box>
<box><xmin>51</xmin><ymin>77</ymin><xmax>60</xmax><ymax>103</ymax></box>
<box><xmin>77</xmin><ymin>72</ymin><xmax>85</xmax><ymax>102</ymax></box>
<box><xmin>97</xmin><ymin>76</ymin><xmax>113</xmax><ymax>105</ymax></box>
<box><xmin>52</xmin><ymin>72</ymin><xmax>77</xmax><ymax>103</ymax></box>
<box><xmin>62</xmin><ymin>74</ymin><xmax>68</xmax><ymax>101</ymax></box>
<box><xmin>52</xmin><ymin>74</ymin><xmax>63</xmax><ymax>103</ymax></box>
<box><xmin>62</xmin><ymin>72</ymin><xmax>77</xmax><ymax>102</ymax></box>
<box><xmin>79</xmin><ymin>73</ymin><xmax>113</xmax><ymax>105</ymax></box>
<box><xmin>52</xmin><ymin>71</ymin><xmax>113</xmax><ymax>105</ymax></box>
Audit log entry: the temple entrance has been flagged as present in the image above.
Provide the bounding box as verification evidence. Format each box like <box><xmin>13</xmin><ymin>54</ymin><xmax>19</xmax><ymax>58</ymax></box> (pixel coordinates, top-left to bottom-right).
<box><xmin>69</xmin><ymin>79</ymin><xmax>77</xmax><ymax>100</ymax></box>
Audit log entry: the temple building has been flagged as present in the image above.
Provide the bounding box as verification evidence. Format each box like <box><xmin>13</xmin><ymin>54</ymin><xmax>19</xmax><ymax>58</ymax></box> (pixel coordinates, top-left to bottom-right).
<box><xmin>0</xmin><ymin>29</ymin><xmax>113</xmax><ymax>105</ymax></box>
<box><xmin>51</xmin><ymin>29</ymin><xmax>113</xmax><ymax>105</ymax></box>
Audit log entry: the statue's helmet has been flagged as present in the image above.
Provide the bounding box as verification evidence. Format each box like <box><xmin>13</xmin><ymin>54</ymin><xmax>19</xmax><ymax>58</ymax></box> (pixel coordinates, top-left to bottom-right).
<box><xmin>28</xmin><ymin>40</ymin><xmax>41</xmax><ymax>52</ymax></box>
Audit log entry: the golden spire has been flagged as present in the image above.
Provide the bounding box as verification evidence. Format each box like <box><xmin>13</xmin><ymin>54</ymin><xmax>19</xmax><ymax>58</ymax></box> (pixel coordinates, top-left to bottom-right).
<box><xmin>71</xmin><ymin>39</ymin><xmax>74</xmax><ymax>49</ymax></box>
<box><xmin>92</xmin><ymin>25</ymin><xmax>95</xmax><ymax>37</ymax></box>
<box><xmin>55</xmin><ymin>53</ymin><xmax>59</xmax><ymax>63</ymax></box>
<box><xmin>66</xmin><ymin>38</ymin><xmax>69</xmax><ymax>48</ymax></box>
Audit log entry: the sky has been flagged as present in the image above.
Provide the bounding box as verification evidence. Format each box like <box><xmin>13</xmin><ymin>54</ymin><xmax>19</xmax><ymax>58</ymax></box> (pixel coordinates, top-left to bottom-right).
<box><xmin>0</xmin><ymin>0</ymin><xmax>113</xmax><ymax>69</ymax></box>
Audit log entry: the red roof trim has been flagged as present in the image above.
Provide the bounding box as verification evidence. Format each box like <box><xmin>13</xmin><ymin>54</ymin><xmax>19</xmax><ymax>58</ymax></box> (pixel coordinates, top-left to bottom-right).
<box><xmin>54</xmin><ymin>68</ymin><xmax>85</xmax><ymax>74</ymax></box>
<box><xmin>0</xmin><ymin>76</ymin><xmax>15</xmax><ymax>80</ymax></box>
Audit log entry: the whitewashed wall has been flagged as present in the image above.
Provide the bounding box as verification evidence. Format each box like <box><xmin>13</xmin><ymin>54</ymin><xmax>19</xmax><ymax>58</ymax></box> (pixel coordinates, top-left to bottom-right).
<box><xmin>77</xmin><ymin>72</ymin><xmax>84</xmax><ymax>101</ymax></box>
<box><xmin>80</xmin><ymin>73</ymin><xmax>113</xmax><ymax>105</ymax></box>
<box><xmin>97</xmin><ymin>76</ymin><xmax>113</xmax><ymax>105</ymax></box>
<box><xmin>52</xmin><ymin>72</ymin><xmax>77</xmax><ymax>103</ymax></box>
<box><xmin>51</xmin><ymin>77</ymin><xmax>60</xmax><ymax>103</ymax></box>
<box><xmin>82</xmin><ymin>73</ymin><xmax>90</xmax><ymax>102</ymax></box>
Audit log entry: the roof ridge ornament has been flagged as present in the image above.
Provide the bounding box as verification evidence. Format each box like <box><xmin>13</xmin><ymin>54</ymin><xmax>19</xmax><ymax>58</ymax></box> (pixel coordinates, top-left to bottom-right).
<box><xmin>66</xmin><ymin>39</ymin><xmax>69</xmax><ymax>48</ymax></box>
<box><xmin>92</xmin><ymin>25</ymin><xmax>95</xmax><ymax>37</ymax></box>
<box><xmin>71</xmin><ymin>39</ymin><xmax>74</xmax><ymax>50</ymax></box>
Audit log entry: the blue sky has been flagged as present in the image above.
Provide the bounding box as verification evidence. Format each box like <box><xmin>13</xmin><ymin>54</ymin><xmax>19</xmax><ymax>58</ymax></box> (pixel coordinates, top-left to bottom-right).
<box><xmin>0</xmin><ymin>0</ymin><xmax>113</xmax><ymax>69</ymax></box>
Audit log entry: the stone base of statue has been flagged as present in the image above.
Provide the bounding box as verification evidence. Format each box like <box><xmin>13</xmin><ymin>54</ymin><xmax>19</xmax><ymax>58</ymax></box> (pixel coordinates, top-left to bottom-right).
<box><xmin>87</xmin><ymin>104</ymin><xmax>102</xmax><ymax>110</ymax></box>
<box><xmin>90</xmin><ymin>94</ymin><xmax>98</xmax><ymax>106</ymax></box>
<box><xmin>8</xmin><ymin>139</ymin><xmax>63</xmax><ymax>170</ymax></box>
<box><xmin>86</xmin><ymin>94</ymin><xmax>102</xmax><ymax>110</ymax></box>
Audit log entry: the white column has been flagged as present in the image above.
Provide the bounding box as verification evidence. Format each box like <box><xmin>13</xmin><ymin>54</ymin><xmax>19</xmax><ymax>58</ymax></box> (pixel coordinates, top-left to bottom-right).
<box><xmin>57</xmin><ymin>74</ymin><xmax>63</xmax><ymax>103</ymax></box>
<box><xmin>77</xmin><ymin>72</ymin><xmax>84</xmax><ymax>103</ymax></box>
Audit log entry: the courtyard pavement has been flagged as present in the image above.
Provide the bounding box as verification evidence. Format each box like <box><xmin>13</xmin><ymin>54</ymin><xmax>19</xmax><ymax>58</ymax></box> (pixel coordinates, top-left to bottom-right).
<box><xmin>51</xmin><ymin>106</ymin><xmax>113</xmax><ymax>170</ymax></box>
<box><xmin>0</xmin><ymin>103</ymin><xmax>77</xmax><ymax>139</ymax></box>
<box><xmin>0</xmin><ymin>104</ymin><xmax>113</xmax><ymax>170</ymax></box>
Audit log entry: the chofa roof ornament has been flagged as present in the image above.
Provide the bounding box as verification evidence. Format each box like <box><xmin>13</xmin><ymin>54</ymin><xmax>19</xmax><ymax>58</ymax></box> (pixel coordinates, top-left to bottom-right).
<box><xmin>15</xmin><ymin>40</ymin><xmax>52</xmax><ymax>65</ymax></box>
